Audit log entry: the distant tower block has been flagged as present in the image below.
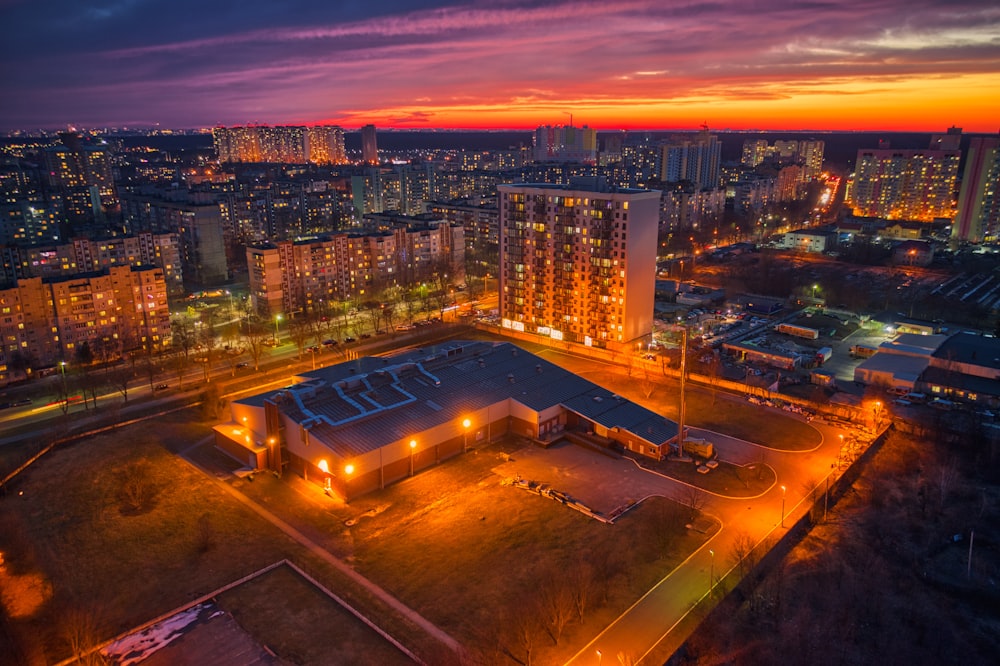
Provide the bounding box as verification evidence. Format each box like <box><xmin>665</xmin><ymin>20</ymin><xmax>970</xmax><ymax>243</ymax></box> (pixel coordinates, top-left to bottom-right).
<box><xmin>361</xmin><ymin>124</ymin><xmax>379</xmax><ymax>165</ymax></box>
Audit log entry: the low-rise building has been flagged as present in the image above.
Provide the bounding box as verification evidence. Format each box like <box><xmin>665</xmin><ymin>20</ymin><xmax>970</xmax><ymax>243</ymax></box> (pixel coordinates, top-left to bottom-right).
<box><xmin>216</xmin><ymin>341</ymin><xmax>681</xmax><ymax>500</ymax></box>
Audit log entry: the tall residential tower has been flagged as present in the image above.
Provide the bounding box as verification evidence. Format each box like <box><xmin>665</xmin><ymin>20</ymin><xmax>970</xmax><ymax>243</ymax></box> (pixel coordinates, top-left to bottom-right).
<box><xmin>361</xmin><ymin>124</ymin><xmax>379</xmax><ymax>164</ymax></box>
<box><xmin>953</xmin><ymin>137</ymin><xmax>1000</xmax><ymax>243</ymax></box>
<box><xmin>497</xmin><ymin>179</ymin><xmax>660</xmax><ymax>349</ymax></box>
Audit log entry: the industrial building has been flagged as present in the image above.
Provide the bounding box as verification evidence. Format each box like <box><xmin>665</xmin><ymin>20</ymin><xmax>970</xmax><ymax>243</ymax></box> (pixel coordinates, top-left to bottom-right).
<box><xmin>215</xmin><ymin>341</ymin><xmax>681</xmax><ymax>500</ymax></box>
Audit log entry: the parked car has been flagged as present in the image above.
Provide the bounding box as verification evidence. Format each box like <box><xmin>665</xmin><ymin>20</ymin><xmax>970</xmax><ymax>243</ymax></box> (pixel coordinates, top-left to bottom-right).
<box><xmin>322</xmin><ymin>339</ymin><xmax>338</xmax><ymax>347</ymax></box>
<box><xmin>344</xmin><ymin>337</ymin><xmax>356</xmax><ymax>343</ymax></box>
<box><xmin>236</xmin><ymin>362</ymin><xmax>249</xmax><ymax>369</ymax></box>
<box><xmin>154</xmin><ymin>383</ymin><xmax>169</xmax><ymax>391</ymax></box>
<box><xmin>359</xmin><ymin>333</ymin><xmax>371</xmax><ymax>339</ymax></box>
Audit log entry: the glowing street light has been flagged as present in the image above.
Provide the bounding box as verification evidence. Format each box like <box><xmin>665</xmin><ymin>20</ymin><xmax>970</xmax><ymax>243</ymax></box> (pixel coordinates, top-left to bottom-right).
<box><xmin>344</xmin><ymin>463</ymin><xmax>354</xmax><ymax>502</ymax></box>
<box><xmin>811</xmin><ymin>283</ymin><xmax>818</xmax><ymax>299</ymax></box>
<box><xmin>409</xmin><ymin>439</ymin><xmax>417</xmax><ymax>476</ymax></box>
<box><xmin>709</xmin><ymin>549</ymin><xmax>715</xmax><ymax>597</ymax></box>
<box><xmin>780</xmin><ymin>484</ymin><xmax>787</xmax><ymax>527</ymax></box>
<box><xmin>273</xmin><ymin>313</ymin><xmax>283</xmax><ymax>343</ymax></box>
<box><xmin>462</xmin><ymin>418</ymin><xmax>471</xmax><ymax>453</ymax></box>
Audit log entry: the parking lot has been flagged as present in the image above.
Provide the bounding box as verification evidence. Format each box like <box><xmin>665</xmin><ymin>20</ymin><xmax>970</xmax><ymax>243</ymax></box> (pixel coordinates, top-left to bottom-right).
<box><xmin>492</xmin><ymin>440</ymin><xmax>682</xmax><ymax>517</ymax></box>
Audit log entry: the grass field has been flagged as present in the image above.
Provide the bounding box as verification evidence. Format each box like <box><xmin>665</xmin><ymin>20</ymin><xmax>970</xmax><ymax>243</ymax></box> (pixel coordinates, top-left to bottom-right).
<box><xmin>1</xmin><ymin>407</ymin><xmax>718</xmax><ymax>665</ymax></box>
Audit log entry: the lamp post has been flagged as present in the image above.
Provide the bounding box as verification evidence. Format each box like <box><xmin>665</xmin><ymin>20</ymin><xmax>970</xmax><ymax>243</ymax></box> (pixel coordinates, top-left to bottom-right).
<box><xmin>709</xmin><ymin>548</ymin><xmax>715</xmax><ymax>597</ymax></box>
<box><xmin>780</xmin><ymin>484</ymin><xmax>787</xmax><ymax>527</ymax></box>
<box><xmin>59</xmin><ymin>360</ymin><xmax>68</xmax><ymax>410</ymax></box>
<box><xmin>462</xmin><ymin>418</ymin><xmax>471</xmax><ymax>453</ymax></box>
<box><xmin>409</xmin><ymin>439</ymin><xmax>416</xmax><ymax>476</ymax></box>
<box><xmin>596</xmin><ymin>649</ymin><xmax>602</xmax><ymax>665</ymax></box>
<box><xmin>344</xmin><ymin>463</ymin><xmax>354</xmax><ymax>502</ymax></box>
<box><xmin>273</xmin><ymin>313</ymin><xmax>282</xmax><ymax>344</ymax></box>
<box><xmin>811</xmin><ymin>283</ymin><xmax>818</xmax><ymax>300</ymax></box>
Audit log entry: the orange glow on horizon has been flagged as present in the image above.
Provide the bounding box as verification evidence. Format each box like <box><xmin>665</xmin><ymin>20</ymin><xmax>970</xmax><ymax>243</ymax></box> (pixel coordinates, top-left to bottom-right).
<box><xmin>325</xmin><ymin>72</ymin><xmax>1000</xmax><ymax>133</ymax></box>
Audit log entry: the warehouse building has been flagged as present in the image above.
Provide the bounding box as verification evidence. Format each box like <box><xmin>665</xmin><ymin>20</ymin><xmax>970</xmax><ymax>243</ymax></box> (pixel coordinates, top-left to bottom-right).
<box><xmin>215</xmin><ymin>341</ymin><xmax>681</xmax><ymax>500</ymax></box>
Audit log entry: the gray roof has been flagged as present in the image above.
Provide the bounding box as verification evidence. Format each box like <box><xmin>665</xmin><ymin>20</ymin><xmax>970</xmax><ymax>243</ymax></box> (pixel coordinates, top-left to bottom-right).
<box><xmin>248</xmin><ymin>341</ymin><xmax>678</xmax><ymax>457</ymax></box>
<box><xmin>932</xmin><ymin>332</ymin><xmax>1000</xmax><ymax>370</ymax></box>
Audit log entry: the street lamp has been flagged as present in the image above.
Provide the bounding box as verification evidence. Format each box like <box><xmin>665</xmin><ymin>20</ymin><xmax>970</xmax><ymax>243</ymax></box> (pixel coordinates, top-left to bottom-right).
<box><xmin>462</xmin><ymin>418</ymin><xmax>471</xmax><ymax>453</ymax></box>
<box><xmin>409</xmin><ymin>439</ymin><xmax>417</xmax><ymax>476</ymax></box>
<box><xmin>709</xmin><ymin>549</ymin><xmax>715</xmax><ymax>597</ymax></box>
<box><xmin>596</xmin><ymin>649</ymin><xmax>602</xmax><ymax>665</ymax></box>
<box><xmin>59</xmin><ymin>360</ymin><xmax>68</xmax><ymax>410</ymax></box>
<box><xmin>811</xmin><ymin>283</ymin><xmax>818</xmax><ymax>300</ymax></box>
<box><xmin>344</xmin><ymin>463</ymin><xmax>354</xmax><ymax>501</ymax></box>
<box><xmin>274</xmin><ymin>313</ymin><xmax>283</xmax><ymax>343</ymax></box>
<box><xmin>780</xmin><ymin>484</ymin><xmax>787</xmax><ymax>527</ymax></box>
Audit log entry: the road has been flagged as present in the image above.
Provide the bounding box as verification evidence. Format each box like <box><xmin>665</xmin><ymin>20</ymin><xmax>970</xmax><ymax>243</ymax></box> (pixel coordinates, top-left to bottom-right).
<box><xmin>528</xmin><ymin>347</ymin><xmax>860</xmax><ymax>666</ymax></box>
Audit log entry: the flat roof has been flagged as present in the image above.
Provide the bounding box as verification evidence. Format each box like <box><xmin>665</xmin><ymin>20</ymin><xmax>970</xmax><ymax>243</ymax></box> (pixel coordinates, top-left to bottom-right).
<box><xmin>932</xmin><ymin>332</ymin><xmax>1000</xmax><ymax>370</ymax></box>
<box><xmin>856</xmin><ymin>353</ymin><xmax>928</xmax><ymax>383</ymax></box>
<box><xmin>240</xmin><ymin>341</ymin><xmax>678</xmax><ymax>457</ymax></box>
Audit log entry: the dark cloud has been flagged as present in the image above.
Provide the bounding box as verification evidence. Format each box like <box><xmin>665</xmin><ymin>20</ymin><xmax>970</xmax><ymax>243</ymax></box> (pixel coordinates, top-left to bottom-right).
<box><xmin>1</xmin><ymin>0</ymin><xmax>997</xmax><ymax>130</ymax></box>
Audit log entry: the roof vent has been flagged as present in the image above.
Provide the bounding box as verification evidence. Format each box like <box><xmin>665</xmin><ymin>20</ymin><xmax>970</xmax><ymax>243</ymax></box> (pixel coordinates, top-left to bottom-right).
<box><xmin>593</xmin><ymin>396</ymin><xmax>603</xmax><ymax>402</ymax></box>
<box><xmin>535</xmin><ymin>364</ymin><xmax>542</xmax><ymax>373</ymax></box>
<box><xmin>508</xmin><ymin>373</ymin><xmax>515</xmax><ymax>383</ymax></box>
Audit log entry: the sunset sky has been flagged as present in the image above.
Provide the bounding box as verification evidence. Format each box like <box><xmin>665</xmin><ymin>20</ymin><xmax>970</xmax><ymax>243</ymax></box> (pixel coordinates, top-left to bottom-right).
<box><xmin>2</xmin><ymin>0</ymin><xmax>998</xmax><ymax>132</ymax></box>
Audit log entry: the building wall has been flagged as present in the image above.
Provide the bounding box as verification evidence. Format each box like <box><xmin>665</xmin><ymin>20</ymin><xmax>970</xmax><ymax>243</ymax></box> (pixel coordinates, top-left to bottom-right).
<box><xmin>953</xmin><ymin>137</ymin><xmax>1000</xmax><ymax>243</ymax></box>
<box><xmin>849</xmin><ymin>148</ymin><xmax>959</xmax><ymax>222</ymax></box>
<box><xmin>247</xmin><ymin>224</ymin><xmax>466</xmax><ymax>317</ymax></box>
<box><xmin>498</xmin><ymin>183</ymin><xmax>659</xmax><ymax>349</ymax></box>
<box><xmin>0</xmin><ymin>265</ymin><xmax>168</xmax><ymax>384</ymax></box>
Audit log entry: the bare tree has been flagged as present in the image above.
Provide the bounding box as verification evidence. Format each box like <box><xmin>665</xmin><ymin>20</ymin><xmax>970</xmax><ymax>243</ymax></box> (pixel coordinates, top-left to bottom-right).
<box><xmin>936</xmin><ymin>458</ymin><xmax>961</xmax><ymax>513</ymax></box>
<box><xmin>241</xmin><ymin>318</ymin><xmax>271</xmax><ymax>371</ymax></box>
<box><xmin>288</xmin><ymin>316</ymin><xmax>311</xmax><ymax>358</ymax></box>
<box><xmin>681</xmin><ymin>486</ymin><xmax>707</xmax><ymax>520</ymax></box>
<box><xmin>120</xmin><ymin>461</ymin><xmax>154</xmax><ymax>514</ymax></box>
<box><xmin>503</xmin><ymin>600</ymin><xmax>544</xmax><ymax>666</ymax></box>
<box><xmin>106</xmin><ymin>365</ymin><xmax>133</xmax><ymax>403</ymax></box>
<box><xmin>729</xmin><ymin>530</ymin><xmax>760</xmax><ymax>581</ymax></box>
<box><xmin>60</xmin><ymin>605</ymin><xmax>106</xmax><ymax>666</ymax></box>
<box><xmin>538</xmin><ymin>575</ymin><xmax>575</xmax><ymax>644</ymax></box>
<box><xmin>569</xmin><ymin>560</ymin><xmax>596</xmax><ymax>622</ymax></box>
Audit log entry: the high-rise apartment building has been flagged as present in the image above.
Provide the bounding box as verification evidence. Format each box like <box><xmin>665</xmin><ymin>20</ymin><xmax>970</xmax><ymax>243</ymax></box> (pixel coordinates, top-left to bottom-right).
<box><xmin>739</xmin><ymin>138</ymin><xmax>824</xmax><ymax>181</ymax></box>
<box><xmin>953</xmin><ymin>137</ymin><xmax>1000</xmax><ymax>243</ymax></box>
<box><xmin>247</xmin><ymin>222</ymin><xmax>464</xmax><ymax>317</ymax></box>
<box><xmin>497</xmin><ymin>179</ymin><xmax>660</xmax><ymax>349</ymax></box>
<box><xmin>0</xmin><ymin>233</ymin><xmax>183</xmax><ymax>296</ymax></box>
<box><xmin>306</xmin><ymin>126</ymin><xmax>348</xmax><ymax>165</ymax></box>
<box><xmin>42</xmin><ymin>131</ymin><xmax>118</xmax><ymax>222</ymax></box>
<box><xmin>361</xmin><ymin>125</ymin><xmax>379</xmax><ymax>164</ymax></box>
<box><xmin>0</xmin><ymin>264</ymin><xmax>169</xmax><ymax>384</ymax></box>
<box><xmin>741</xmin><ymin>139</ymin><xmax>769</xmax><ymax>167</ymax></box>
<box><xmin>848</xmin><ymin>133</ymin><xmax>960</xmax><ymax>222</ymax></box>
<box><xmin>659</xmin><ymin>130</ymin><xmax>721</xmax><ymax>189</ymax></box>
<box><xmin>797</xmin><ymin>140</ymin><xmax>825</xmax><ymax>181</ymax></box>
<box><xmin>213</xmin><ymin>125</ymin><xmax>346</xmax><ymax>165</ymax></box>
<box><xmin>533</xmin><ymin>125</ymin><xmax>598</xmax><ymax>164</ymax></box>
<box><xmin>121</xmin><ymin>189</ymin><xmax>230</xmax><ymax>286</ymax></box>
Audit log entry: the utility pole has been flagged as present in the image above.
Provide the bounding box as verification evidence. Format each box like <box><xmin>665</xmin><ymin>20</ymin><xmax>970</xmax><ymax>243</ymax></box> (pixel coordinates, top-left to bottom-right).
<box><xmin>678</xmin><ymin>324</ymin><xmax>688</xmax><ymax>456</ymax></box>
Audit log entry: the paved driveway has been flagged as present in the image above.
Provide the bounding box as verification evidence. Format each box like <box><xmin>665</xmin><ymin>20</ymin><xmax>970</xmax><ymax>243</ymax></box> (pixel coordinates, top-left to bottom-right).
<box><xmin>492</xmin><ymin>440</ymin><xmax>680</xmax><ymax>516</ymax></box>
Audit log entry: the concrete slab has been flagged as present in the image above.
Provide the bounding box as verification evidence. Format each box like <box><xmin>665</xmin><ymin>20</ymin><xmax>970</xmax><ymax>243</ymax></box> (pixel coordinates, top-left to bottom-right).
<box><xmin>492</xmin><ymin>440</ymin><xmax>678</xmax><ymax>516</ymax></box>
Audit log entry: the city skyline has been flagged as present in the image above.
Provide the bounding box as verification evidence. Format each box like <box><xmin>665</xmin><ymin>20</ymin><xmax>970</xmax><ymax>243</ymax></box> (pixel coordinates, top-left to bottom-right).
<box><xmin>2</xmin><ymin>0</ymin><xmax>998</xmax><ymax>133</ymax></box>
